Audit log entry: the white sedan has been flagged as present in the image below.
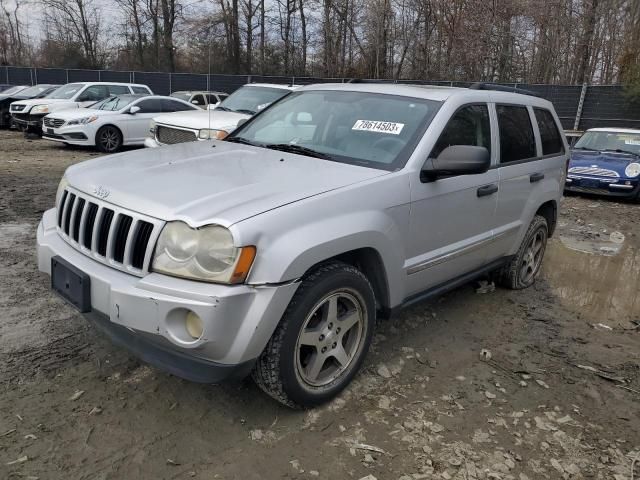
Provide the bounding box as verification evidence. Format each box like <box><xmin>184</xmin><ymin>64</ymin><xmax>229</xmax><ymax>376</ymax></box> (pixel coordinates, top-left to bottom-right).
<box><xmin>41</xmin><ymin>95</ymin><xmax>198</xmax><ymax>153</ymax></box>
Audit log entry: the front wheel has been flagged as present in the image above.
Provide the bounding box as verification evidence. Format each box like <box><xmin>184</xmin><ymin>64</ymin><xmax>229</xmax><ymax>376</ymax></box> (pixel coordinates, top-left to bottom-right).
<box><xmin>96</xmin><ymin>125</ymin><xmax>122</xmax><ymax>153</ymax></box>
<box><xmin>499</xmin><ymin>214</ymin><xmax>548</xmax><ymax>289</ymax></box>
<box><xmin>252</xmin><ymin>261</ymin><xmax>376</xmax><ymax>408</ymax></box>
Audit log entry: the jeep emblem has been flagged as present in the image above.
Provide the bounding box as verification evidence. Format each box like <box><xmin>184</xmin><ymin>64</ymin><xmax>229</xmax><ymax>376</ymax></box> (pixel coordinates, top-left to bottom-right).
<box><xmin>93</xmin><ymin>185</ymin><xmax>110</xmax><ymax>199</ymax></box>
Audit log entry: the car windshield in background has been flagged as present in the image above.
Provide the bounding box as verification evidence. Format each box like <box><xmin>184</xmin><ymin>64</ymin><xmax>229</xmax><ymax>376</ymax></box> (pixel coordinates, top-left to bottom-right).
<box><xmin>16</xmin><ymin>85</ymin><xmax>53</xmax><ymax>97</ymax></box>
<box><xmin>1</xmin><ymin>86</ymin><xmax>26</xmax><ymax>96</ymax></box>
<box><xmin>574</xmin><ymin>131</ymin><xmax>640</xmax><ymax>156</ymax></box>
<box><xmin>217</xmin><ymin>86</ymin><xmax>290</xmax><ymax>115</ymax></box>
<box><xmin>47</xmin><ymin>83</ymin><xmax>84</xmax><ymax>100</ymax></box>
<box><xmin>228</xmin><ymin>90</ymin><xmax>441</xmax><ymax>170</ymax></box>
<box><xmin>94</xmin><ymin>95</ymin><xmax>140</xmax><ymax>111</ymax></box>
<box><xmin>171</xmin><ymin>92</ymin><xmax>192</xmax><ymax>102</ymax></box>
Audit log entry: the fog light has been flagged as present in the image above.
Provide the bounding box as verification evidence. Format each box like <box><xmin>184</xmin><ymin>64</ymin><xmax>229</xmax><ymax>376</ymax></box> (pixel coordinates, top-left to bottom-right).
<box><xmin>185</xmin><ymin>311</ymin><xmax>203</xmax><ymax>339</ymax></box>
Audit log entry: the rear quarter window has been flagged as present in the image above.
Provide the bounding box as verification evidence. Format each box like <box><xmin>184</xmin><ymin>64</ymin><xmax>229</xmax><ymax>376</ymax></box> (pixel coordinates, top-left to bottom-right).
<box><xmin>534</xmin><ymin>108</ymin><xmax>564</xmax><ymax>155</ymax></box>
<box><xmin>132</xmin><ymin>86</ymin><xmax>152</xmax><ymax>94</ymax></box>
<box><xmin>497</xmin><ymin>105</ymin><xmax>537</xmax><ymax>163</ymax></box>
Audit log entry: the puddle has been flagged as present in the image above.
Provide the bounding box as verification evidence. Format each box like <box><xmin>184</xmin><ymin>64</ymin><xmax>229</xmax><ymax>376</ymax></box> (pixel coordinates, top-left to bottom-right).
<box><xmin>541</xmin><ymin>239</ymin><xmax>640</xmax><ymax>329</ymax></box>
<box><xmin>558</xmin><ymin>229</ymin><xmax>625</xmax><ymax>256</ymax></box>
<box><xmin>0</xmin><ymin>223</ymin><xmax>35</xmax><ymax>249</ymax></box>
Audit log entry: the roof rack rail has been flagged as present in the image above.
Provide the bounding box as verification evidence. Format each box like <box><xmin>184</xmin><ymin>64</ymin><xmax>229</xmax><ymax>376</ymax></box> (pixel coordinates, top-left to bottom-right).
<box><xmin>468</xmin><ymin>82</ymin><xmax>539</xmax><ymax>97</ymax></box>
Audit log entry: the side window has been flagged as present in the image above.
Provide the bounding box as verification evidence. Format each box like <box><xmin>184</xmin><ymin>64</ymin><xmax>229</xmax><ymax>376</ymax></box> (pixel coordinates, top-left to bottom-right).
<box><xmin>191</xmin><ymin>94</ymin><xmax>205</xmax><ymax>106</ymax></box>
<box><xmin>497</xmin><ymin>105</ymin><xmax>536</xmax><ymax>163</ymax></box>
<box><xmin>534</xmin><ymin>108</ymin><xmax>564</xmax><ymax>156</ymax></box>
<box><xmin>108</xmin><ymin>85</ymin><xmax>130</xmax><ymax>95</ymax></box>
<box><xmin>206</xmin><ymin>94</ymin><xmax>219</xmax><ymax>104</ymax></box>
<box><xmin>136</xmin><ymin>98</ymin><xmax>163</xmax><ymax>113</ymax></box>
<box><xmin>78</xmin><ymin>85</ymin><xmax>109</xmax><ymax>102</ymax></box>
<box><xmin>162</xmin><ymin>99</ymin><xmax>196</xmax><ymax>112</ymax></box>
<box><xmin>132</xmin><ymin>86</ymin><xmax>151</xmax><ymax>94</ymax></box>
<box><xmin>430</xmin><ymin>104</ymin><xmax>491</xmax><ymax>158</ymax></box>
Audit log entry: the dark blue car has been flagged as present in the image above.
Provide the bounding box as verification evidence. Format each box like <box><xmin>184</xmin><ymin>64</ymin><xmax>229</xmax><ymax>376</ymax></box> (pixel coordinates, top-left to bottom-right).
<box><xmin>566</xmin><ymin>128</ymin><xmax>640</xmax><ymax>200</ymax></box>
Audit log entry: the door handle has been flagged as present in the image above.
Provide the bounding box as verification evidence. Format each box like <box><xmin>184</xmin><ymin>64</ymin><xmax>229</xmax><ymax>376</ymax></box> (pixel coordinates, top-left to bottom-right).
<box><xmin>530</xmin><ymin>172</ymin><xmax>545</xmax><ymax>183</ymax></box>
<box><xmin>477</xmin><ymin>184</ymin><xmax>498</xmax><ymax>197</ymax></box>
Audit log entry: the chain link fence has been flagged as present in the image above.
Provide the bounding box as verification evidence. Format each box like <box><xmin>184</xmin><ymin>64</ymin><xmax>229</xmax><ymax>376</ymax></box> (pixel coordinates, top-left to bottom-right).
<box><xmin>2</xmin><ymin>66</ymin><xmax>639</xmax><ymax>131</ymax></box>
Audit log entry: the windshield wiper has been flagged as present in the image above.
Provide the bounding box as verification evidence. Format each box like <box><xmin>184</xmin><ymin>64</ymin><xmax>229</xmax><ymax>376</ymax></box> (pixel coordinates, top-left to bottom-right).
<box><xmin>265</xmin><ymin>143</ymin><xmax>332</xmax><ymax>160</ymax></box>
<box><xmin>235</xmin><ymin>108</ymin><xmax>256</xmax><ymax>115</ymax></box>
<box><xmin>225</xmin><ymin>136</ymin><xmax>259</xmax><ymax>147</ymax></box>
<box><xmin>603</xmin><ymin>148</ymin><xmax>640</xmax><ymax>158</ymax></box>
<box><xmin>215</xmin><ymin>106</ymin><xmax>232</xmax><ymax>112</ymax></box>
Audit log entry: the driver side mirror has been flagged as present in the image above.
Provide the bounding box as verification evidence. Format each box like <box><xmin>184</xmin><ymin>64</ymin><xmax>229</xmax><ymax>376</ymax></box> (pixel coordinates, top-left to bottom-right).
<box><xmin>128</xmin><ymin>105</ymin><xmax>141</xmax><ymax>114</ymax></box>
<box><xmin>421</xmin><ymin>145</ymin><xmax>490</xmax><ymax>183</ymax></box>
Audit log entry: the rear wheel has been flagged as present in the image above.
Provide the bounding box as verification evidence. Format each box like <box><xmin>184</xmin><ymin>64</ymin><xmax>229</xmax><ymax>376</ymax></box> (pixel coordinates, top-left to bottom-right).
<box><xmin>96</xmin><ymin>125</ymin><xmax>122</xmax><ymax>153</ymax></box>
<box><xmin>499</xmin><ymin>215</ymin><xmax>548</xmax><ymax>289</ymax></box>
<box><xmin>252</xmin><ymin>261</ymin><xmax>376</xmax><ymax>408</ymax></box>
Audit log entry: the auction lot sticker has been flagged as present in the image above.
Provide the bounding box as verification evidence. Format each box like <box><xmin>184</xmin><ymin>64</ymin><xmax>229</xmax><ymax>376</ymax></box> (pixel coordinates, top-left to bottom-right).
<box><xmin>352</xmin><ymin>120</ymin><xmax>405</xmax><ymax>135</ymax></box>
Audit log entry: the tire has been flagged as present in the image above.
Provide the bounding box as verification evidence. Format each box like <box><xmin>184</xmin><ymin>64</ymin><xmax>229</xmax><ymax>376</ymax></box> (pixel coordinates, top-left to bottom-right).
<box><xmin>252</xmin><ymin>261</ymin><xmax>376</xmax><ymax>408</ymax></box>
<box><xmin>96</xmin><ymin>125</ymin><xmax>123</xmax><ymax>153</ymax></box>
<box><xmin>499</xmin><ymin>214</ymin><xmax>548</xmax><ymax>290</ymax></box>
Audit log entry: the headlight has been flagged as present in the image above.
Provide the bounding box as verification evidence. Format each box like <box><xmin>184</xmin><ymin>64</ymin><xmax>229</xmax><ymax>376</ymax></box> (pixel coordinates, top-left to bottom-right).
<box><xmin>198</xmin><ymin>128</ymin><xmax>228</xmax><ymax>140</ymax></box>
<box><xmin>152</xmin><ymin>221</ymin><xmax>256</xmax><ymax>284</ymax></box>
<box><xmin>67</xmin><ymin>116</ymin><xmax>98</xmax><ymax>126</ymax></box>
<box><xmin>149</xmin><ymin>120</ymin><xmax>156</xmax><ymax>135</ymax></box>
<box><xmin>55</xmin><ymin>176</ymin><xmax>69</xmax><ymax>206</ymax></box>
<box><xmin>31</xmin><ymin>105</ymin><xmax>49</xmax><ymax>114</ymax></box>
<box><xmin>625</xmin><ymin>162</ymin><xmax>640</xmax><ymax>178</ymax></box>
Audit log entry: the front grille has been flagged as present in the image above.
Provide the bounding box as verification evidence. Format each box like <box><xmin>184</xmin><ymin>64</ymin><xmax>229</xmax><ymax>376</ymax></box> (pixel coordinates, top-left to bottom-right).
<box><xmin>11</xmin><ymin>104</ymin><xmax>25</xmax><ymax>112</ymax></box>
<box><xmin>157</xmin><ymin>125</ymin><xmax>197</xmax><ymax>145</ymax></box>
<box><xmin>568</xmin><ymin>166</ymin><xmax>619</xmax><ymax>178</ymax></box>
<box><xmin>56</xmin><ymin>187</ymin><xmax>164</xmax><ymax>275</ymax></box>
<box><xmin>43</xmin><ymin>117</ymin><xmax>65</xmax><ymax>128</ymax></box>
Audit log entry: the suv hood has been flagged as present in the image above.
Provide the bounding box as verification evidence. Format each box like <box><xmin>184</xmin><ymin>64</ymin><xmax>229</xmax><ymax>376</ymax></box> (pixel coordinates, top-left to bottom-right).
<box><xmin>12</xmin><ymin>98</ymin><xmax>78</xmax><ymax>112</ymax></box>
<box><xmin>47</xmin><ymin>108</ymin><xmax>112</xmax><ymax>120</ymax></box>
<box><xmin>153</xmin><ymin>109</ymin><xmax>250</xmax><ymax>131</ymax></box>
<box><xmin>66</xmin><ymin>140</ymin><xmax>388</xmax><ymax>225</ymax></box>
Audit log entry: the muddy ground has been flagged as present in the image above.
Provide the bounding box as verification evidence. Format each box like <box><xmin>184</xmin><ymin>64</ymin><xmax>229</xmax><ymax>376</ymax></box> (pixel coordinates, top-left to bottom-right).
<box><xmin>0</xmin><ymin>129</ymin><xmax>639</xmax><ymax>480</ymax></box>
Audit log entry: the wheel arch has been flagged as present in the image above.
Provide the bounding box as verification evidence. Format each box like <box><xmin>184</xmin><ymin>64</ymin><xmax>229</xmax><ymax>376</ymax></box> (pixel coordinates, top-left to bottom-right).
<box><xmin>95</xmin><ymin>123</ymin><xmax>123</xmax><ymax>145</ymax></box>
<box><xmin>535</xmin><ymin>200</ymin><xmax>557</xmax><ymax>236</ymax></box>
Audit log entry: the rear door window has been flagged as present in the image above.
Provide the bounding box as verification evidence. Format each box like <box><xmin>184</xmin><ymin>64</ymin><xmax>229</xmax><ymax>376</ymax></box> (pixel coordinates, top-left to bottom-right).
<box><xmin>430</xmin><ymin>104</ymin><xmax>491</xmax><ymax>159</ymax></box>
<box><xmin>191</xmin><ymin>94</ymin><xmax>206</xmax><ymax>106</ymax></box>
<box><xmin>497</xmin><ymin>105</ymin><xmax>537</xmax><ymax>163</ymax></box>
<box><xmin>136</xmin><ymin>98</ymin><xmax>163</xmax><ymax>113</ymax></box>
<box><xmin>162</xmin><ymin>99</ymin><xmax>196</xmax><ymax>112</ymax></box>
<box><xmin>132</xmin><ymin>86</ymin><xmax>151</xmax><ymax>94</ymax></box>
<box><xmin>108</xmin><ymin>85</ymin><xmax>130</xmax><ymax>95</ymax></box>
<box><xmin>534</xmin><ymin>108</ymin><xmax>564</xmax><ymax>155</ymax></box>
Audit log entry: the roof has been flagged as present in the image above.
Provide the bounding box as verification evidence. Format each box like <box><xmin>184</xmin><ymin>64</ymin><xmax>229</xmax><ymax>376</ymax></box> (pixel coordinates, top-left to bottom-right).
<box><xmin>65</xmin><ymin>81</ymin><xmax>150</xmax><ymax>87</ymax></box>
<box><xmin>244</xmin><ymin>83</ymin><xmax>298</xmax><ymax>91</ymax></box>
<box><xmin>171</xmin><ymin>91</ymin><xmax>227</xmax><ymax>95</ymax></box>
<box><xmin>586</xmin><ymin>128</ymin><xmax>640</xmax><ymax>134</ymax></box>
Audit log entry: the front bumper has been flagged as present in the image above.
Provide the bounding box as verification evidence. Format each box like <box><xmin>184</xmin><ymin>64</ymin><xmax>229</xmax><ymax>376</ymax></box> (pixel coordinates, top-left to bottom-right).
<box><xmin>42</xmin><ymin>126</ymin><xmax>91</xmax><ymax>145</ymax></box>
<box><xmin>11</xmin><ymin>112</ymin><xmax>45</xmax><ymax>127</ymax></box>
<box><xmin>144</xmin><ymin>136</ymin><xmax>161</xmax><ymax>148</ymax></box>
<box><xmin>37</xmin><ymin>208</ymin><xmax>299</xmax><ymax>381</ymax></box>
<box><xmin>564</xmin><ymin>175</ymin><xmax>640</xmax><ymax>198</ymax></box>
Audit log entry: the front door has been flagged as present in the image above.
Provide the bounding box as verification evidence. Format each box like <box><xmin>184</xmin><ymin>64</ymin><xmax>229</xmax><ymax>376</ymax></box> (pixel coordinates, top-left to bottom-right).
<box><xmin>122</xmin><ymin>98</ymin><xmax>164</xmax><ymax>143</ymax></box>
<box><xmin>406</xmin><ymin>104</ymin><xmax>498</xmax><ymax>297</ymax></box>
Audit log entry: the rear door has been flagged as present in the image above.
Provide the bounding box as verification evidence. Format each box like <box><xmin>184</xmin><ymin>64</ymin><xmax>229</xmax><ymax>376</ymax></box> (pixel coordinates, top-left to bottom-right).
<box><xmin>492</xmin><ymin>104</ymin><xmax>565</xmax><ymax>259</ymax></box>
<box><xmin>406</xmin><ymin>103</ymin><xmax>499</xmax><ymax>296</ymax></box>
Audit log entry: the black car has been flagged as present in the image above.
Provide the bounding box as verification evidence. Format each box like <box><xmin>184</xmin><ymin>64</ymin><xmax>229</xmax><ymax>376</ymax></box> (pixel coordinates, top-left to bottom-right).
<box><xmin>0</xmin><ymin>84</ymin><xmax>60</xmax><ymax>128</ymax></box>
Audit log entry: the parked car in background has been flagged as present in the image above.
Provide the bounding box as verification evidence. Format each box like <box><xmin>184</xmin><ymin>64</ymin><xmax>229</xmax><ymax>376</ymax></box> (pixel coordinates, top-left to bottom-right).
<box><xmin>565</xmin><ymin>128</ymin><xmax>640</xmax><ymax>200</ymax></box>
<box><xmin>0</xmin><ymin>85</ymin><xmax>28</xmax><ymax>97</ymax></box>
<box><xmin>37</xmin><ymin>83</ymin><xmax>566</xmax><ymax>407</ymax></box>
<box><xmin>170</xmin><ymin>91</ymin><xmax>229</xmax><ymax>109</ymax></box>
<box><xmin>10</xmin><ymin>82</ymin><xmax>153</xmax><ymax>135</ymax></box>
<box><xmin>145</xmin><ymin>84</ymin><xmax>297</xmax><ymax>147</ymax></box>
<box><xmin>41</xmin><ymin>94</ymin><xmax>197</xmax><ymax>153</ymax></box>
<box><xmin>0</xmin><ymin>84</ymin><xmax>60</xmax><ymax>128</ymax></box>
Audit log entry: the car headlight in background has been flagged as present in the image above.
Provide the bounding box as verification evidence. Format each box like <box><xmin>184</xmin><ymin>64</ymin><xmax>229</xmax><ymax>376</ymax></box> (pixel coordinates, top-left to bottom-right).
<box><xmin>152</xmin><ymin>221</ymin><xmax>256</xmax><ymax>284</ymax></box>
<box><xmin>198</xmin><ymin>128</ymin><xmax>228</xmax><ymax>140</ymax></box>
<box><xmin>31</xmin><ymin>104</ymin><xmax>50</xmax><ymax>114</ymax></box>
<box><xmin>55</xmin><ymin>176</ymin><xmax>69</xmax><ymax>206</ymax></box>
<box><xmin>624</xmin><ymin>162</ymin><xmax>640</xmax><ymax>178</ymax></box>
<box><xmin>67</xmin><ymin>116</ymin><xmax>98</xmax><ymax>126</ymax></box>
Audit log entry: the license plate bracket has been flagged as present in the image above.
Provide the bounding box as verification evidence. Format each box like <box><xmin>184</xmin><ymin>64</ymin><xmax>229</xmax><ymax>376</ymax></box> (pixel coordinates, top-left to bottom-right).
<box><xmin>51</xmin><ymin>256</ymin><xmax>91</xmax><ymax>312</ymax></box>
<box><xmin>581</xmin><ymin>178</ymin><xmax>601</xmax><ymax>188</ymax></box>
<box><xmin>47</xmin><ymin>128</ymin><xmax>54</xmax><ymax>134</ymax></box>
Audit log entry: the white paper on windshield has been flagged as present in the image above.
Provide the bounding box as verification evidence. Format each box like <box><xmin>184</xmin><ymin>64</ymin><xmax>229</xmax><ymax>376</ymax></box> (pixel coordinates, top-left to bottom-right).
<box><xmin>352</xmin><ymin>120</ymin><xmax>404</xmax><ymax>135</ymax></box>
<box><xmin>624</xmin><ymin>139</ymin><xmax>640</xmax><ymax>146</ymax></box>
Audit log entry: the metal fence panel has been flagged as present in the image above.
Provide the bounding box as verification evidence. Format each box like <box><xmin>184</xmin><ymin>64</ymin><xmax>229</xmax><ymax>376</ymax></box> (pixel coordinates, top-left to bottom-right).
<box><xmin>580</xmin><ymin>85</ymin><xmax>640</xmax><ymax>130</ymax></box>
<box><xmin>67</xmin><ymin>69</ymin><xmax>99</xmax><ymax>82</ymax></box>
<box><xmin>5</xmin><ymin>66</ymin><xmax>32</xmax><ymax>85</ymax></box>
<box><xmin>131</xmin><ymin>72</ymin><xmax>171</xmax><ymax>95</ymax></box>
<box><xmin>34</xmin><ymin>68</ymin><xmax>67</xmax><ymax>84</ymax></box>
<box><xmin>210</xmin><ymin>74</ymin><xmax>249</xmax><ymax>93</ymax></box>
<box><xmin>99</xmin><ymin>70</ymin><xmax>132</xmax><ymax>83</ymax></box>
<box><xmin>170</xmin><ymin>73</ymin><xmax>208</xmax><ymax>92</ymax></box>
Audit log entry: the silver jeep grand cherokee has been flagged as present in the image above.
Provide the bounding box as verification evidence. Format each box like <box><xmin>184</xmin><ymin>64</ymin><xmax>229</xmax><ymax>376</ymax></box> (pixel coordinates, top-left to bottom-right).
<box><xmin>37</xmin><ymin>83</ymin><xmax>567</xmax><ymax>408</ymax></box>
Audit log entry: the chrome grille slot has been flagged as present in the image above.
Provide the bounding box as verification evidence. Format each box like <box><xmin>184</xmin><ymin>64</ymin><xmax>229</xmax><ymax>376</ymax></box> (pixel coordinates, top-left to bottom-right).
<box><xmin>157</xmin><ymin>126</ymin><xmax>197</xmax><ymax>144</ymax></box>
<box><xmin>568</xmin><ymin>166</ymin><xmax>619</xmax><ymax>178</ymax></box>
<box><xmin>43</xmin><ymin>117</ymin><xmax>65</xmax><ymax>128</ymax></box>
<box><xmin>55</xmin><ymin>187</ymin><xmax>164</xmax><ymax>275</ymax></box>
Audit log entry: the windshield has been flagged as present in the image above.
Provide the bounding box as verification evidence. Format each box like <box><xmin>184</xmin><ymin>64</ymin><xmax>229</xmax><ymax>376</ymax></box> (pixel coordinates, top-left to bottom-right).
<box><xmin>217</xmin><ymin>86</ymin><xmax>290</xmax><ymax>115</ymax></box>
<box><xmin>1</xmin><ymin>86</ymin><xmax>26</xmax><ymax>96</ymax></box>
<box><xmin>228</xmin><ymin>90</ymin><xmax>441</xmax><ymax>170</ymax></box>
<box><xmin>574</xmin><ymin>131</ymin><xmax>640</xmax><ymax>155</ymax></box>
<box><xmin>93</xmin><ymin>95</ymin><xmax>139</xmax><ymax>111</ymax></box>
<box><xmin>171</xmin><ymin>92</ymin><xmax>192</xmax><ymax>102</ymax></box>
<box><xmin>16</xmin><ymin>85</ymin><xmax>53</xmax><ymax>97</ymax></box>
<box><xmin>47</xmin><ymin>83</ymin><xmax>84</xmax><ymax>100</ymax></box>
